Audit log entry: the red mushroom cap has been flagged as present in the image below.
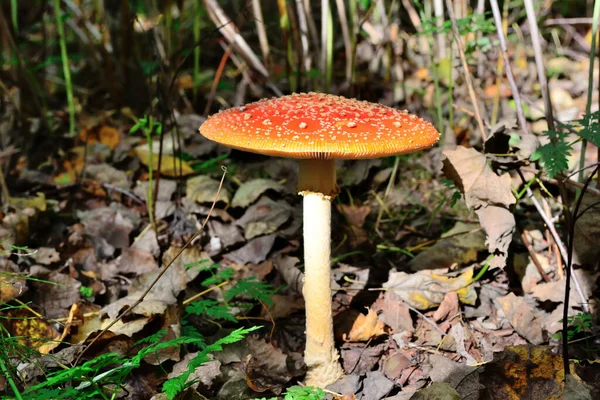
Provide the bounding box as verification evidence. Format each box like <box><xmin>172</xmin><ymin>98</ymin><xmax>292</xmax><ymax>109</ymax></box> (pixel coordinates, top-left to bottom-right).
<box><xmin>199</xmin><ymin>92</ymin><xmax>440</xmax><ymax>160</ymax></box>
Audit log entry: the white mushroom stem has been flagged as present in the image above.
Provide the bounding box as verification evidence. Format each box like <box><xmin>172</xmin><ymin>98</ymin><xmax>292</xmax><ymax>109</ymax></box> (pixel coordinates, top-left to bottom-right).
<box><xmin>298</xmin><ymin>159</ymin><xmax>344</xmax><ymax>387</ymax></box>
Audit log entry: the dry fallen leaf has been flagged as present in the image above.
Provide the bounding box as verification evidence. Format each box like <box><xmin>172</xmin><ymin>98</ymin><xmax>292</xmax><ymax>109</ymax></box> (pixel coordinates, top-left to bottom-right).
<box><xmin>186</xmin><ymin>175</ymin><xmax>231</xmax><ymax>204</ymax></box>
<box><xmin>495</xmin><ymin>293</ymin><xmax>544</xmax><ymax>345</ymax></box>
<box><xmin>343</xmin><ymin>308</ymin><xmax>386</xmax><ymax>342</ymax></box>
<box><xmin>442</xmin><ymin>146</ymin><xmax>516</xmax><ymax>269</ymax></box>
<box><xmin>231</xmin><ymin>179</ymin><xmax>286</xmax><ymax>208</ymax></box>
<box><xmin>236</xmin><ymin>197</ymin><xmax>292</xmax><ymax>239</ymax></box>
<box><xmin>410</xmin><ymin>222</ymin><xmax>486</xmax><ymax>271</ymax></box>
<box><xmin>245</xmin><ymin>336</ymin><xmax>305</xmax><ymax>394</ymax></box>
<box><xmin>30</xmin><ymin>247</ymin><xmax>61</xmax><ymax>265</ymax></box>
<box><xmin>383</xmin><ymin>269</ymin><xmax>477</xmax><ymax>310</ymax></box>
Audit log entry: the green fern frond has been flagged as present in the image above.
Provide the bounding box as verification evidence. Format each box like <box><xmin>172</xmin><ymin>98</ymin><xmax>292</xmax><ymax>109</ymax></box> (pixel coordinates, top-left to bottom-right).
<box><xmin>201</xmin><ymin>267</ymin><xmax>234</xmax><ymax>286</ymax></box>
<box><xmin>224</xmin><ymin>277</ymin><xmax>281</xmax><ymax>307</ymax></box>
<box><xmin>185</xmin><ymin>299</ymin><xmax>237</xmax><ymax>322</ymax></box>
<box><xmin>531</xmin><ymin>130</ymin><xmax>572</xmax><ymax>179</ymax></box>
<box><xmin>163</xmin><ymin>326</ymin><xmax>261</xmax><ymax>399</ymax></box>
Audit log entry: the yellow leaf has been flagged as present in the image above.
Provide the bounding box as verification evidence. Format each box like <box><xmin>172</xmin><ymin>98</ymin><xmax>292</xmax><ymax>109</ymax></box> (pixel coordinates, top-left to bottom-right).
<box><xmin>344</xmin><ymin>308</ymin><xmax>386</xmax><ymax>342</ymax></box>
<box><xmin>135</xmin><ymin>146</ymin><xmax>194</xmax><ymax>177</ymax></box>
<box><xmin>9</xmin><ymin>192</ymin><xmax>47</xmax><ymax>212</ymax></box>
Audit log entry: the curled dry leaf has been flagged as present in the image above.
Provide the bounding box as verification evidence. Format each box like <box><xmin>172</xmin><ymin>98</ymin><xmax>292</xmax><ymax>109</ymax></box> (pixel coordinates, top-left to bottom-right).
<box><xmin>32</xmin><ymin>271</ymin><xmax>81</xmax><ymax>319</ymax></box>
<box><xmin>343</xmin><ymin>308</ymin><xmax>386</xmax><ymax>342</ymax></box>
<box><xmin>372</xmin><ymin>292</ymin><xmax>414</xmax><ymax>334</ymax></box>
<box><xmin>442</xmin><ymin>146</ymin><xmax>516</xmax><ymax>269</ymax></box>
<box><xmin>223</xmin><ymin>235</ymin><xmax>276</xmax><ymax>265</ymax></box>
<box><xmin>235</xmin><ymin>197</ymin><xmax>292</xmax><ymax>239</ymax></box>
<box><xmin>383</xmin><ymin>269</ymin><xmax>477</xmax><ymax>310</ymax></box>
<box><xmin>231</xmin><ymin>178</ymin><xmax>286</xmax><ymax>208</ymax></box>
<box><xmin>186</xmin><ymin>175</ymin><xmax>231</xmax><ymax>205</ymax></box>
<box><xmin>83</xmin><ymin>163</ymin><xmax>129</xmax><ymax>190</ymax></box>
<box><xmin>29</xmin><ymin>247</ymin><xmax>61</xmax><ymax>265</ymax></box>
<box><xmin>410</xmin><ymin>222</ymin><xmax>486</xmax><ymax>271</ymax></box>
<box><xmin>245</xmin><ymin>336</ymin><xmax>305</xmax><ymax>394</ymax></box>
<box><xmin>495</xmin><ymin>293</ymin><xmax>544</xmax><ymax>345</ymax></box>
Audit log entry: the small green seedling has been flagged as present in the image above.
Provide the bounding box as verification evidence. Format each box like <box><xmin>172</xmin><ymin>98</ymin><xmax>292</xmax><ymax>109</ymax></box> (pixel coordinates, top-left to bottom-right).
<box><xmin>129</xmin><ymin>115</ymin><xmax>163</xmax><ymax>229</ymax></box>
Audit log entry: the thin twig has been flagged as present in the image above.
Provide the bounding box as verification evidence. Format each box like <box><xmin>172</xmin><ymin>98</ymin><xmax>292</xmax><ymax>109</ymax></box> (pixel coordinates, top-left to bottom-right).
<box><xmin>492</xmin><ymin>0</ymin><xmax>589</xmax><ymax>314</ymax></box>
<box><xmin>522</xmin><ymin>184</ymin><xmax>589</xmax><ymax>314</ymax></box>
<box><xmin>521</xmin><ymin>230</ymin><xmax>551</xmax><ymax>283</ymax></box>
<box><xmin>444</xmin><ymin>0</ymin><xmax>487</xmax><ymax>141</ymax></box>
<box><xmin>490</xmin><ymin>0</ymin><xmax>529</xmax><ymax>136</ymax></box>
<box><xmin>252</xmin><ymin>0</ymin><xmax>271</xmax><ymax>67</ymax></box>
<box><xmin>75</xmin><ymin>166</ymin><xmax>228</xmax><ymax>365</ymax></box>
<box><xmin>562</xmin><ymin>165</ymin><xmax>599</xmax><ymax>376</ymax></box>
<box><xmin>524</xmin><ymin>0</ymin><xmax>556</xmax><ymax>132</ymax></box>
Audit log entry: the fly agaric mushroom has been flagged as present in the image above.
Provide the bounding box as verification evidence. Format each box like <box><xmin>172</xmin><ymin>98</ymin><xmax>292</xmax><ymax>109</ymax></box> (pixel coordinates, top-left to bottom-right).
<box><xmin>199</xmin><ymin>92</ymin><xmax>439</xmax><ymax>387</ymax></box>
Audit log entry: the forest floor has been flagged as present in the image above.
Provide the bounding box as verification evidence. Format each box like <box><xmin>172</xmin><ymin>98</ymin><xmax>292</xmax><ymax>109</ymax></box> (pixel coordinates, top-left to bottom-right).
<box><xmin>1</xmin><ymin>2</ymin><xmax>600</xmax><ymax>400</ymax></box>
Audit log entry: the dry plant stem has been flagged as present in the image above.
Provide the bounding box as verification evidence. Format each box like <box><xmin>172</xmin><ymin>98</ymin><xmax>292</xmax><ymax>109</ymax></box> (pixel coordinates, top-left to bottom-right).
<box><xmin>521</xmin><ymin>231</ymin><xmax>551</xmax><ymax>283</ymax></box>
<box><xmin>204</xmin><ymin>0</ymin><xmax>268</xmax><ymax>77</ymax></box>
<box><xmin>374</xmin><ymin>156</ymin><xmax>400</xmax><ymax>234</ymax></box>
<box><xmin>524</xmin><ymin>0</ymin><xmax>556</xmax><ymax>132</ymax></box>
<box><xmin>335</xmin><ymin>0</ymin><xmax>352</xmax><ymax>82</ymax></box>
<box><xmin>475</xmin><ymin>0</ymin><xmax>485</xmax><ymax>78</ymax></box>
<box><xmin>182</xmin><ymin>280</ymin><xmax>229</xmax><ymax>306</ymax></box>
<box><xmin>320</xmin><ymin>0</ymin><xmax>329</xmax><ymax>83</ymax></box>
<box><xmin>524</xmin><ymin>0</ymin><xmax>591</xmax><ymax>322</ymax></box>
<box><xmin>490</xmin><ymin>0</ymin><xmax>528</xmax><ymax>135</ymax></box>
<box><xmin>0</xmin><ymin>164</ymin><xmax>10</xmax><ymax>205</ymax></box>
<box><xmin>433</xmin><ymin>0</ymin><xmax>446</xmax><ymax>59</ymax></box>
<box><xmin>545</xmin><ymin>17</ymin><xmax>595</xmax><ymax>25</ymax></box>
<box><xmin>203</xmin><ymin>45</ymin><xmax>231</xmax><ymax>117</ymax></box>
<box><xmin>252</xmin><ymin>0</ymin><xmax>270</xmax><ymax>66</ymax></box>
<box><xmin>298</xmin><ymin>159</ymin><xmax>344</xmax><ymax>387</ymax></box>
<box><xmin>578</xmin><ymin>0</ymin><xmax>600</xmax><ymax>184</ymax></box>
<box><xmin>401</xmin><ymin>0</ymin><xmax>429</xmax><ymax>57</ymax></box>
<box><xmin>204</xmin><ymin>0</ymin><xmax>283</xmax><ymax>99</ymax></box>
<box><xmin>295</xmin><ymin>0</ymin><xmax>311</xmax><ymax>73</ymax></box>
<box><xmin>524</xmin><ymin>186</ymin><xmax>589</xmax><ymax>313</ymax></box>
<box><xmin>444</xmin><ymin>0</ymin><xmax>487</xmax><ymax>141</ymax></box>
<box><xmin>492</xmin><ymin>0</ymin><xmax>587</xmax><ymax>310</ymax></box>
<box><xmin>74</xmin><ymin>167</ymin><xmax>228</xmax><ymax>366</ymax></box>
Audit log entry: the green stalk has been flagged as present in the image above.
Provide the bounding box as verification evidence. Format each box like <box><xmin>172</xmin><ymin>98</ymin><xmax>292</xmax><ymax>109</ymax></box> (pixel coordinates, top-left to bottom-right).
<box><xmin>53</xmin><ymin>0</ymin><xmax>76</xmax><ymax>135</ymax></box>
<box><xmin>0</xmin><ymin>352</ymin><xmax>23</xmax><ymax>400</ymax></box>
<box><xmin>447</xmin><ymin>42</ymin><xmax>454</xmax><ymax>133</ymax></box>
<box><xmin>325</xmin><ymin>4</ymin><xmax>333</xmax><ymax>92</ymax></box>
<box><xmin>277</xmin><ymin>0</ymin><xmax>295</xmax><ymax>92</ymax></box>
<box><xmin>145</xmin><ymin>118</ymin><xmax>155</xmax><ymax>230</ymax></box>
<box><xmin>578</xmin><ymin>0</ymin><xmax>600</xmax><ymax>184</ymax></box>
<box><xmin>10</xmin><ymin>0</ymin><xmax>18</xmax><ymax>31</ymax></box>
<box><xmin>193</xmin><ymin>0</ymin><xmax>201</xmax><ymax>99</ymax></box>
<box><xmin>349</xmin><ymin>0</ymin><xmax>358</xmax><ymax>88</ymax></box>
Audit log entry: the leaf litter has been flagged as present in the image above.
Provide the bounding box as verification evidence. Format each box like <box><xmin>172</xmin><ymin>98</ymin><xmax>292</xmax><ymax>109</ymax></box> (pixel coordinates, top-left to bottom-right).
<box><xmin>2</xmin><ymin>8</ymin><xmax>600</xmax><ymax>400</ymax></box>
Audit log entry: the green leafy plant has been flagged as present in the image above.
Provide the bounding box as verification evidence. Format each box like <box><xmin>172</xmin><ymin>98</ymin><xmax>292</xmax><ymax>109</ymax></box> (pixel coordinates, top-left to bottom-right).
<box><xmin>53</xmin><ymin>0</ymin><xmax>76</xmax><ymax>135</ymax></box>
<box><xmin>129</xmin><ymin>116</ymin><xmax>163</xmax><ymax>229</ymax></box>
<box><xmin>257</xmin><ymin>385</ymin><xmax>327</xmax><ymax>400</ymax></box>
<box><xmin>554</xmin><ymin>313</ymin><xmax>593</xmax><ymax>342</ymax></box>
<box><xmin>531</xmin><ymin>129</ymin><xmax>572</xmax><ymax>179</ymax></box>
<box><xmin>18</xmin><ymin>326</ymin><xmax>259</xmax><ymax>400</ymax></box>
<box><xmin>185</xmin><ymin>262</ymin><xmax>282</xmax><ymax>325</ymax></box>
<box><xmin>79</xmin><ymin>285</ymin><xmax>93</xmax><ymax>297</ymax></box>
<box><xmin>531</xmin><ymin>110</ymin><xmax>600</xmax><ymax>179</ymax></box>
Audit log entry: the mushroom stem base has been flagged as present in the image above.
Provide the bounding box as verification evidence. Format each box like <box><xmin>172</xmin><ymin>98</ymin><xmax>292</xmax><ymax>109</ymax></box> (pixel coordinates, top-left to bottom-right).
<box><xmin>302</xmin><ymin>192</ymin><xmax>344</xmax><ymax>388</ymax></box>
